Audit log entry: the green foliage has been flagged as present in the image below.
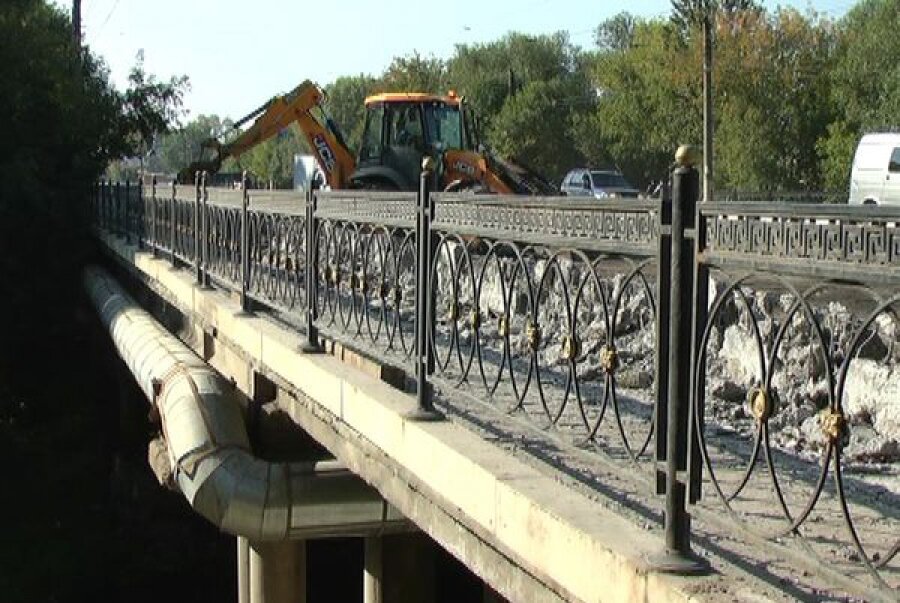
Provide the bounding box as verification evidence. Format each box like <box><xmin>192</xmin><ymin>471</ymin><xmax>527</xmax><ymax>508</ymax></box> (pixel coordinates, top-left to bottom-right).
<box><xmin>0</xmin><ymin>0</ymin><xmax>187</xmax><ymax>224</ymax></box>
<box><xmin>670</xmin><ymin>0</ymin><xmax>761</xmax><ymax>32</ymax></box>
<box><xmin>594</xmin><ymin>12</ymin><xmax>637</xmax><ymax>52</ymax></box>
<box><xmin>819</xmin><ymin>0</ymin><xmax>900</xmax><ymax>190</ymax></box>
<box><xmin>120</xmin><ymin>50</ymin><xmax>189</xmax><ymax>157</ymax></box>
<box><xmin>152</xmin><ymin>114</ymin><xmax>233</xmax><ymax>175</ymax></box>
<box><xmin>714</xmin><ymin>9</ymin><xmax>835</xmax><ymax>190</ymax></box>
<box><xmin>448</xmin><ymin>32</ymin><xmax>586</xmax><ymax>126</ymax></box>
<box><xmin>488</xmin><ymin>79</ymin><xmax>587</xmax><ymax>182</ymax></box>
<box><xmin>586</xmin><ymin>19</ymin><xmax>697</xmax><ymax>187</ymax></box>
<box><xmin>585</xmin><ymin>8</ymin><xmax>836</xmax><ymax>191</ymax></box>
<box><xmin>228</xmin><ymin>126</ymin><xmax>310</xmax><ymax>188</ymax></box>
<box><xmin>324</xmin><ymin>74</ymin><xmax>381</xmax><ymax>152</ymax></box>
<box><xmin>379</xmin><ymin>52</ymin><xmax>448</xmax><ymax>93</ymax></box>
<box><xmin>0</xmin><ymin>0</ymin><xmax>119</xmax><ymax>204</ymax></box>
<box><xmin>447</xmin><ymin>32</ymin><xmax>592</xmax><ymax>182</ymax></box>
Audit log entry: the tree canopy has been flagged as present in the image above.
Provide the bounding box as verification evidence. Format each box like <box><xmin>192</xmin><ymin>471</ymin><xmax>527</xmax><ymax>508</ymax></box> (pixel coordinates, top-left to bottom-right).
<box><xmin>107</xmin><ymin>0</ymin><xmax>900</xmax><ymax>195</ymax></box>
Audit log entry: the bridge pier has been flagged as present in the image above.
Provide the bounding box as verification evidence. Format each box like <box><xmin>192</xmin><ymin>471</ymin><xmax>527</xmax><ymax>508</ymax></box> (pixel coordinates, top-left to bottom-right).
<box><xmin>363</xmin><ymin>536</ymin><xmax>382</xmax><ymax>603</ymax></box>
<box><xmin>240</xmin><ymin>539</ymin><xmax>307</xmax><ymax>603</ymax></box>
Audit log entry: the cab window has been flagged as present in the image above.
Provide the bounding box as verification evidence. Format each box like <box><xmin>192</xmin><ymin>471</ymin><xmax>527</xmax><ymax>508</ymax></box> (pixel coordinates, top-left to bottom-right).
<box><xmin>359</xmin><ymin>104</ymin><xmax>384</xmax><ymax>162</ymax></box>
<box><xmin>388</xmin><ymin>104</ymin><xmax>423</xmax><ymax>150</ymax></box>
<box><xmin>890</xmin><ymin>148</ymin><xmax>900</xmax><ymax>173</ymax></box>
<box><xmin>424</xmin><ymin>102</ymin><xmax>462</xmax><ymax>150</ymax></box>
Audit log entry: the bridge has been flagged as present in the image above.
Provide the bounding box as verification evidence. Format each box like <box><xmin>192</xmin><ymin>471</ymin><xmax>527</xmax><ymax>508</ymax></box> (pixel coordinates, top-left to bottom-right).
<box><xmin>87</xmin><ymin>156</ymin><xmax>900</xmax><ymax>602</ymax></box>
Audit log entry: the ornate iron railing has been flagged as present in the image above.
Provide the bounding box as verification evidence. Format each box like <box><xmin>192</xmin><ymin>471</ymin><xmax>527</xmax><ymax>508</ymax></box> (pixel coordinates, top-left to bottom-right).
<box><xmin>91</xmin><ymin>168</ymin><xmax>900</xmax><ymax>600</ymax></box>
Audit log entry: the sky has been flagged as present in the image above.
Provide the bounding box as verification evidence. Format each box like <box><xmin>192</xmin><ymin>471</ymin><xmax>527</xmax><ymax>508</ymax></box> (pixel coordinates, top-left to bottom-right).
<box><xmin>53</xmin><ymin>0</ymin><xmax>855</xmax><ymax>122</ymax></box>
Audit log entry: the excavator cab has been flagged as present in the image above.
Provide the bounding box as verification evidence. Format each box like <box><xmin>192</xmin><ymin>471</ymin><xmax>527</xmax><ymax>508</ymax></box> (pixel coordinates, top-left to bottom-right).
<box><xmin>352</xmin><ymin>93</ymin><xmax>471</xmax><ymax>190</ymax></box>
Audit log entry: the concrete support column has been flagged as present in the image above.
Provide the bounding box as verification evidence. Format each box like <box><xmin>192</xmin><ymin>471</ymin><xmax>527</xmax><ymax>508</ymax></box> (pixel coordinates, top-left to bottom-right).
<box><xmin>383</xmin><ymin>533</ymin><xmax>435</xmax><ymax>603</ymax></box>
<box><xmin>238</xmin><ymin>537</ymin><xmax>251</xmax><ymax>603</ymax></box>
<box><xmin>249</xmin><ymin>540</ymin><xmax>307</xmax><ymax>603</ymax></box>
<box><xmin>364</xmin><ymin>536</ymin><xmax>383</xmax><ymax>603</ymax></box>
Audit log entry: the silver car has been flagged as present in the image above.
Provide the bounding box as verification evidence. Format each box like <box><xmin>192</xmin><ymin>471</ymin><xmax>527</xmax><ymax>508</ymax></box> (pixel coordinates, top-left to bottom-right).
<box><xmin>560</xmin><ymin>169</ymin><xmax>640</xmax><ymax>199</ymax></box>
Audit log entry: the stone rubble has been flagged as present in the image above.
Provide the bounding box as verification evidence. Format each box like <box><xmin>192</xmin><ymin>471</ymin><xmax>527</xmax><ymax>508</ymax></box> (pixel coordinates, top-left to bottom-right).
<box><xmin>428</xmin><ymin>250</ymin><xmax>900</xmax><ymax>468</ymax></box>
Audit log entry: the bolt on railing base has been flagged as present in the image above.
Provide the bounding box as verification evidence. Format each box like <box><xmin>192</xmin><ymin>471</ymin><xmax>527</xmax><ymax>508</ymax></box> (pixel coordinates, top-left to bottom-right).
<box><xmin>647</xmin><ymin>548</ymin><xmax>711</xmax><ymax>575</ymax></box>
<box><xmin>403</xmin><ymin>407</ymin><xmax>444</xmax><ymax>422</ymax></box>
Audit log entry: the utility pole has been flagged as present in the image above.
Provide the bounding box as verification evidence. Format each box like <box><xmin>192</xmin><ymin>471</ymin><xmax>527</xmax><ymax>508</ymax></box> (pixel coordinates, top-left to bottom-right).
<box><xmin>72</xmin><ymin>0</ymin><xmax>82</xmax><ymax>47</ymax></box>
<box><xmin>702</xmin><ymin>8</ymin><xmax>714</xmax><ymax>202</ymax></box>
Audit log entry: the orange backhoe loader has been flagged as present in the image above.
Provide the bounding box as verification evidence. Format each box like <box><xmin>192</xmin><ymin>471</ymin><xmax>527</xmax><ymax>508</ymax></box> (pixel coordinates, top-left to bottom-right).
<box><xmin>177</xmin><ymin>80</ymin><xmax>555</xmax><ymax>195</ymax></box>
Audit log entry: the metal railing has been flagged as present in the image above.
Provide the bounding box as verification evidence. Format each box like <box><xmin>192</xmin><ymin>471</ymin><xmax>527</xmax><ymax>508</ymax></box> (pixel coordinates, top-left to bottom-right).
<box><xmin>91</xmin><ymin>165</ymin><xmax>900</xmax><ymax>600</ymax></box>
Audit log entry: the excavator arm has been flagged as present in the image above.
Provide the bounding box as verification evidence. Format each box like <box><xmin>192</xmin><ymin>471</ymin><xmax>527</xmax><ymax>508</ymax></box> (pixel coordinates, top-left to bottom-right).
<box><xmin>177</xmin><ymin>81</ymin><xmax>355</xmax><ymax>188</ymax></box>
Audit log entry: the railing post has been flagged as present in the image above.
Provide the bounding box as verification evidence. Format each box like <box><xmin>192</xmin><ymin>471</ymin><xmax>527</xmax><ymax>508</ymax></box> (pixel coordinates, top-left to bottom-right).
<box><xmin>407</xmin><ymin>157</ymin><xmax>443</xmax><ymax>422</ymax></box>
<box><xmin>136</xmin><ymin>176</ymin><xmax>145</xmax><ymax>250</ymax></box>
<box><xmin>650</xmin><ymin>145</ymin><xmax>708</xmax><ymax>574</ymax></box>
<box><xmin>99</xmin><ymin>181</ymin><xmax>105</xmax><ymax>229</ymax></box>
<box><xmin>194</xmin><ymin>171</ymin><xmax>202</xmax><ymax>284</ymax></box>
<box><xmin>108</xmin><ymin>180</ymin><xmax>113</xmax><ymax>231</ymax></box>
<box><xmin>114</xmin><ymin>181</ymin><xmax>122</xmax><ymax>237</ymax></box>
<box><xmin>151</xmin><ymin>176</ymin><xmax>158</xmax><ymax>258</ymax></box>
<box><xmin>170</xmin><ymin>179</ymin><xmax>178</xmax><ymax>268</ymax></box>
<box><xmin>124</xmin><ymin>179</ymin><xmax>131</xmax><ymax>244</ymax></box>
<box><xmin>200</xmin><ymin>171</ymin><xmax>211</xmax><ymax>289</ymax></box>
<box><xmin>301</xmin><ymin>179</ymin><xmax>322</xmax><ymax>353</ymax></box>
<box><xmin>238</xmin><ymin>171</ymin><xmax>252</xmax><ymax>316</ymax></box>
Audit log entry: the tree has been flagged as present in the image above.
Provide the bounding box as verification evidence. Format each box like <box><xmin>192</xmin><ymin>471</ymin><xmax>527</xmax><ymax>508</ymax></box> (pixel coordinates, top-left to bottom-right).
<box><xmin>448</xmin><ymin>32</ymin><xmax>587</xmax><ymax>126</ymax></box>
<box><xmin>584</xmin><ymin>19</ymin><xmax>698</xmax><ymax>187</ymax></box>
<box><xmin>324</xmin><ymin>74</ymin><xmax>380</xmax><ymax>153</ymax></box>
<box><xmin>818</xmin><ymin>0</ymin><xmax>900</xmax><ymax>190</ymax></box>
<box><xmin>488</xmin><ymin>79</ymin><xmax>585</xmax><ymax>182</ymax></box>
<box><xmin>379</xmin><ymin>52</ymin><xmax>447</xmax><ymax>93</ymax></box>
<box><xmin>715</xmin><ymin>9</ymin><xmax>834</xmax><ymax>190</ymax></box>
<box><xmin>447</xmin><ymin>32</ymin><xmax>593</xmax><ymax>182</ymax></box>
<box><xmin>151</xmin><ymin>114</ymin><xmax>232</xmax><ymax>175</ymax></box>
<box><xmin>228</xmin><ymin>126</ymin><xmax>310</xmax><ymax>189</ymax></box>
<box><xmin>117</xmin><ymin>51</ymin><xmax>189</xmax><ymax>163</ymax></box>
<box><xmin>0</xmin><ymin>0</ymin><xmax>119</xmax><ymax>203</ymax></box>
<box><xmin>670</xmin><ymin>0</ymin><xmax>760</xmax><ymax>32</ymax></box>
<box><xmin>594</xmin><ymin>12</ymin><xmax>637</xmax><ymax>52</ymax></box>
<box><xmin>583</xmin><ymin>8</ymin><xmax>835</xmax><ymax>191</ymax></box>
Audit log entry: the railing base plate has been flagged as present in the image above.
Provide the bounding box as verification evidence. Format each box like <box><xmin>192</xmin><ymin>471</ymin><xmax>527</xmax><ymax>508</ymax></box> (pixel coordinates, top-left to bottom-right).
<box><xmin>404</xmin><ymin>408</ymin><xmax>444</xmax><ymax>422</ymax></box>
<box><xmin>300</xmin><ymin>342</ymin><xmax>324</xmax><ymax>354</ymax></box>
<box><xmin>647</xmin><ymin>548</ymin><xmax>711</xmax><ymax>575</ymax></box>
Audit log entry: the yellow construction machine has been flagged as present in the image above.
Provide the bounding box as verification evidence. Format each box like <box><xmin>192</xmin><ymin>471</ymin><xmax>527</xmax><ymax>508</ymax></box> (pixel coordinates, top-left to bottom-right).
<box><xmin>177</xmin><ymin>80</ymin><xmax>555</xmax><ymax>195</ymax></box>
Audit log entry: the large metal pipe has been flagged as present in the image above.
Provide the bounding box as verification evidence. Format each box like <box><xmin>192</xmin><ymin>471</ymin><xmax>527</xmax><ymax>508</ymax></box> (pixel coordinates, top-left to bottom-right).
<box><xmin>85</xmin><ymin>265</ymin><xmax>406</xmax><ymax>541</ymax></box>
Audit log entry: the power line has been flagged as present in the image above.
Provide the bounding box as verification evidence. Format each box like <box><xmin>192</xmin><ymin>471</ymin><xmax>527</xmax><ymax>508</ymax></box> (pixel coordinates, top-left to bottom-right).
<box><xmin>95</xmin><ymin>0</ymin><xmax>120</xmax><ymax>37</ymax></box>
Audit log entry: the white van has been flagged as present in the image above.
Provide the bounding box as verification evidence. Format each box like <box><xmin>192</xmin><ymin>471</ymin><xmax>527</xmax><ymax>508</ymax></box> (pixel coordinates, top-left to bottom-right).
<box><xmin>848</xmin><ymin>132</ymin><xmax>900</xmax><ymax>205</ymax></box>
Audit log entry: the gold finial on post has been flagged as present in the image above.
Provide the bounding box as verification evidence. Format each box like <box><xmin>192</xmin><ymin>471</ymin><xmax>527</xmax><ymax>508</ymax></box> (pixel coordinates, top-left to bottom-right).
<box><xmin>675</xmin><ymin>145</ymin><xmax>701</xmax><ymax>169</ymax></box>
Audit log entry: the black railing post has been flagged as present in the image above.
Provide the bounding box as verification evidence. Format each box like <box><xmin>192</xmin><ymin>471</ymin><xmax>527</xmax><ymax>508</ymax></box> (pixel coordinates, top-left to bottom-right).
<box><xmin>654</xmin><ymin>165</ymin><xmax>674</xmax><ymax>497</ymax></box>
<box><xmin>194</xmin><ymin>171</ymin><xmax>202</xmax><ymax>284</ymax></box>
<box><xmin>114</xmin><ymin>181</ymin><xmax>122</xmax><ymax>237</ymax></box>
<box><xmin>99</xmin><ymin>181</ymin><xmax>105</xmax><ymax>229</ymax></box>
<box><xmin>151</xmin><ymin>176</ymin><xmax>158</xmax><ymax>258</ymax></box>
<box><xmin>136</xmin><ymin>177</ymin><xmax>144</xmax><ymax>250</ymax></box>
<box><xmin>200</xmin><ymin>171</ymin><xmax>211</xmax><ymax>288</ymax></box>
<box><xmin>407</xmin><ymin>157</ymin><xmax>443</xmax><ymax>422</ymax></box>
<box><xmin>650</xmin><ymin>145</ymin><xmax>709</xmax><ymax>574</ymax></box>
<box><xmin>301</xmin><ymin>179</ymin><xmax>322</xmax><ymax>353</ymax></box>
<box><xmin>170</xmin><ymin>180</ymin><xmax>178</xmax><ymax>268</ymax></box>
<box><xmin>102</xmin><ymin>181</ymin><xmax>108</xmax><ymax>229</ymax></box>
<box><xmin>238</xmin><ymin>171</ymin><xmax>253</xmax><ymax>316</ymax></box>
<box><xmin>124</xmin><ymin>179</ymin><xmax>131</xmax><ymax>244</ymax></box>
<box><xmin>108</xmin><ymin>180</ymin><xmax>113</xmax><ymax>231</ymax></box>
